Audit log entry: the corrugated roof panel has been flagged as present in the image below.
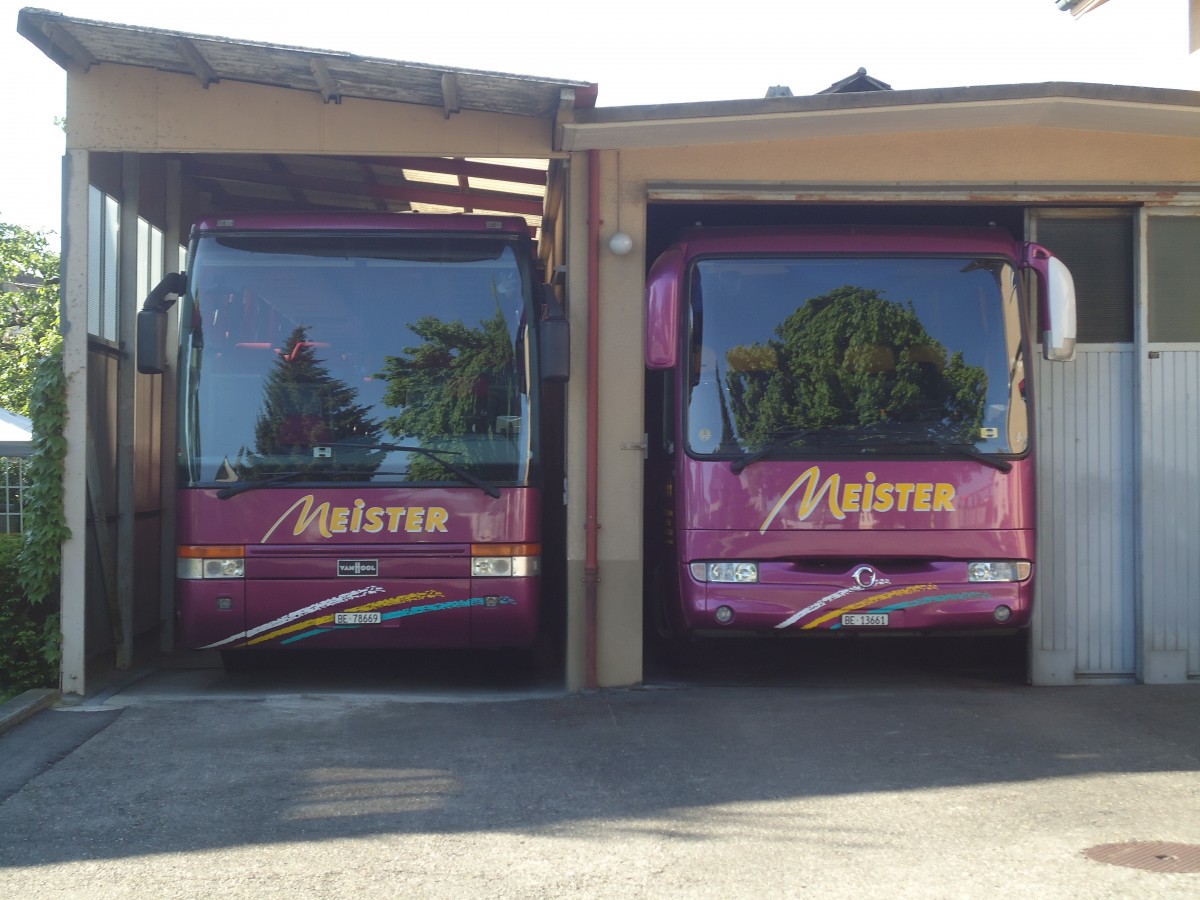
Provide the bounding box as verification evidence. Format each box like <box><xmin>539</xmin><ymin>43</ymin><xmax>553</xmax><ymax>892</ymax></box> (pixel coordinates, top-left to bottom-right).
<box><xmin>17</xmin><ymin>8</ymin><xmax>597</xmax><ymax>117</ymax></box>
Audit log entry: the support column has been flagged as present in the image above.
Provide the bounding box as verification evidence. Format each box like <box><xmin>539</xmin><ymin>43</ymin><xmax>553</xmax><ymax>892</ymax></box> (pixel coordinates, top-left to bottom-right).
<box><xmin>115</xmin><ymin>154</ymin><xmax>138</xmax><ymax>669</ymax></box>
<box><xmin>59</xmin><ymin>149</ymin><xmax>89</xmax><ymax>700</ymax></box>
<box><xmin>158</xmin><ymin>160</ymin><xmax>182</xmax><ymax>652</ymax></box>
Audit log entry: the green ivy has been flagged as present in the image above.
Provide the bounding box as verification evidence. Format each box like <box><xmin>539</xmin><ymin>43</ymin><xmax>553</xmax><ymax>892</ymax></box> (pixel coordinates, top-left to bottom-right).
<box><xmin>0</xmin><ymin>534</ymin><xmax>58</xmax><ymax>693</ymax></box>
<box><xmin>18</xmin><ymin>345</ymin><xmax>70</xmax><ymax>608</ymax></box>
<box><xmin>0</xmin><ymin>345</ymin><xmax>67</xmax><ymax>693</ymax></box>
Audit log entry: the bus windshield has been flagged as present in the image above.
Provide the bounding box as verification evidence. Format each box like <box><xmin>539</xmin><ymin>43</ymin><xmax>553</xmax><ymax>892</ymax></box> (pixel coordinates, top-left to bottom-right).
<box><xmin>178</xmin><ymin>230</ymin><xmax>537</xmax><ymax>489</ymax></box>
<box><xmin>685</xmin><ymin>256</ymin><xmax>1028</xmax><ymax>463</ymax></box>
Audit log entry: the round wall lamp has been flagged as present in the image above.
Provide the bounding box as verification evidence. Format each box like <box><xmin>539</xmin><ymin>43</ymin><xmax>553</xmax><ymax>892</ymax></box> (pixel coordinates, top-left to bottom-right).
<box><xmin>608</xmin><ymin>231</ymin><xmax>634</xmax><ymax>256</ymax></box>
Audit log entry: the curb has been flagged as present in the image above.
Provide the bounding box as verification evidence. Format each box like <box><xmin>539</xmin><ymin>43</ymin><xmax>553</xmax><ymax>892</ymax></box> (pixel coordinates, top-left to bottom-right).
<box><xmin>0</xmin><ymin>688</ymin><xmax>59</xmax><ymax>735</ymax></box>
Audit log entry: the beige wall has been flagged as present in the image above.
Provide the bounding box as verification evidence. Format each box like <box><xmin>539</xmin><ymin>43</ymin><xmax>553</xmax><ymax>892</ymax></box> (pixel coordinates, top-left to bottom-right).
<box><xmin>60</xmin><ymin>59</ymin><xmax>1200</xmax><ymax>691</ymax></box>
<box><xmin>620</xmin><ymin>127</ymin><xmax>1200</xmax><ymax>185</ymax></box>
<box><xmin>67</xmin><ymin>65</ymin><xmax>552</xmax><ymax>157</ymax></box>
<box><xmin>575</xmin><ymin>125</ymin><xmax>1200</xmax><ymax>687</ymax></box>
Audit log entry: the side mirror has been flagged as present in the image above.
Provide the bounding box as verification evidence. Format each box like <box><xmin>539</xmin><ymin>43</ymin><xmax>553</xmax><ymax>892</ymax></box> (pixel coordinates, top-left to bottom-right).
<box><xmin>136</xmin><ymin>272</ymin><xmax>186</xmax><ymax>375</ymax></box>
<box><xmin>646</xmin><ymin>247</ymin><xmax>684</xmax><ymax>369</ymax></box>
<box><xmin>1023</xmin><ymin>243</ymin><xmax>1077</xmax><ymax>362</ymax></box>
<box><xmin>136</xmin><ymin>308</ymin><xmax>168</xmax><ymax>374</ymax></box>
<box><xmin>539</xmin><ymin>284</ymin><xmax>570</xmax><ymax>382</ymax></box>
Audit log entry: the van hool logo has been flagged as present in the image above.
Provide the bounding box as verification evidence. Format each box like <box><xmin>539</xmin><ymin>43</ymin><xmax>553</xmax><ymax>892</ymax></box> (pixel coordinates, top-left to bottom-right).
<box><xmin>338</xmin><ymin>559</ymin><xmax>379</xmax><ymax>577</ymax></box>
<box><xmin>759</xmin><ymin>465</ymin><xmax>957</xmax><ymax>532</ymax></box>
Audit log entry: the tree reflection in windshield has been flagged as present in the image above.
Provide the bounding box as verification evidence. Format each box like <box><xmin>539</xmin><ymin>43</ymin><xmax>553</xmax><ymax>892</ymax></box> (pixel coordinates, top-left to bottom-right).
<box><xmin>687</xmin><ymin>258</ymin><xmax>1008</xmax><ymax>458</ymax></box>
<box><xmin>720</xmin><ymin>285</ymin><xmax>986</xmax><ymax>449</ymax></box>
<box><xmin>375</xmin><ymin>304</ymin><xmax>521</xmax><ymax>483</ymax></box>
<box><xmin>237</xmin><ymin>326</ymin><xmax>385</xmax><ymax>479</ymax></box>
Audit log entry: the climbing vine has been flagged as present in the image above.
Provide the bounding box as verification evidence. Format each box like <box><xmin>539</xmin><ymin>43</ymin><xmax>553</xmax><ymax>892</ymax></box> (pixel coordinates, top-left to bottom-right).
<box><xmin>19</xmin><ymin>344</ymin><xmax>70</xmax><ymax>605</ymax></box>
<box><xmin>0</xmin><ymin>344</ymin><xmax>67</xmax><ymax>693</ymax></box>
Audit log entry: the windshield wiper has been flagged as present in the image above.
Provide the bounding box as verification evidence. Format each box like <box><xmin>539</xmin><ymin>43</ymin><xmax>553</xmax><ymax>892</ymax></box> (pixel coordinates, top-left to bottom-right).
<box><xmin>216</xmin><ymin>470</ymin><xmax>308</xmax><ymax>500</ymax></box>
<box><xmin>331</xmin><ymin>441</ymin><xmax>502</xmax><ymax>498</ymax></box>
<box><xmin>880</xmin><ymin>437</ymin><xmax>1012</xmax><ymax>473</ymax></box>
<box><xmin>730</xmin><ymin>429</ymin><xmax>821</xmax><ymax>475</ymax></box>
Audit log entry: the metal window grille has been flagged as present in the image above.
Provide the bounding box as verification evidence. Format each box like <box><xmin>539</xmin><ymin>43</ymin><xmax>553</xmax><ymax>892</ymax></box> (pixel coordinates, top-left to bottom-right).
<box><xmin>1</xmin><ymin>457</ymin><xmax>27</xmax><ymax>534</ymax></box>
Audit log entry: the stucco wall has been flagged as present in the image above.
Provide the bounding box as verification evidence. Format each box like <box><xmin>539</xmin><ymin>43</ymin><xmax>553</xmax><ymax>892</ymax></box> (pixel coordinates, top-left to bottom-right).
<box><xmin>616</xmin><ymin>126</ymin><xmax>1200</xmax><ymax>186</ymax></box>
<box><xmin>576</xmin><ymin>125</ymin><xmax>1199</xmax><ymax>687</ymax></box>
<box><xmin>67</xmin><ymin>65</ymin><xmax>552</xmax><ymax>157</ymax></box>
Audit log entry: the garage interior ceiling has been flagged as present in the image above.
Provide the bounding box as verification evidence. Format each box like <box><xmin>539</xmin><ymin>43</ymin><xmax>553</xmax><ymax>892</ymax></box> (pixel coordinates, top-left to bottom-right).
<box><xmin>18</xmin><ymin>8</ymin><xmax>596</xmax><ymax>237</ymax></box>
<box><xmin>178</xmin><ymin>153</ymin><xmax>553</xmax><ymax>238</ymax></box>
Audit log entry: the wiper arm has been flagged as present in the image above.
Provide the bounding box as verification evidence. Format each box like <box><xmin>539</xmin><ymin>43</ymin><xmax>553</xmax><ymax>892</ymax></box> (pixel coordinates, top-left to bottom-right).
<box><xmin>216</xmin><ymin>471</ymin><xmax>307</xmax><ymax>500</ymax></box>
<box><xmin>884</xmin><ymin>437</ymin><xmax>1012</xmax><ymax>473</ymax></box>
<box><xmin>332</xmin><ymin>441</ymin><xmax>502</xmax><ymax>499</ymax></box>
<box><xmin>731</xmin><ymin>429</ymin><xmax>817</xmax><ymax>475</ymax></box>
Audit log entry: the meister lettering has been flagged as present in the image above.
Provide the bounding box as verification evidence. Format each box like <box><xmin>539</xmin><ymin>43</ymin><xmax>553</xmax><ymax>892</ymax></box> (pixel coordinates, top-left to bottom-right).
<box><xmin>260</xmin><ymin>495</ymin><xmax>451</xmax><ymax>542</ymax></box>
<box><xmin>759</xmin><ymin>466</ymin><xmax>956</xmax><ymax>533</ymax></box>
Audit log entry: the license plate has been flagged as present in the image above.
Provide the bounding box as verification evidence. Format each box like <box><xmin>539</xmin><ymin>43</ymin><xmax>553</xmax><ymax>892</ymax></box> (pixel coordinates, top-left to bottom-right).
<box><xmin>841</xmin><ymin>613</ymin><xmax>889</xmax><ymax>627</ymax></box>
<box><xmin>335</xmin><ymin>612</ymin><xmax>382</xmax><ymax>625</ymax></box>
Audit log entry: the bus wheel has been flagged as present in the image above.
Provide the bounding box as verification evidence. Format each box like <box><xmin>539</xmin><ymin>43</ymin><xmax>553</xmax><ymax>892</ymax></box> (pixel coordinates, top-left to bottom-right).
<box><xmin>646</xmin><ymin>564</ymin><xmax>679</xmax><ymax>644</ymax></box>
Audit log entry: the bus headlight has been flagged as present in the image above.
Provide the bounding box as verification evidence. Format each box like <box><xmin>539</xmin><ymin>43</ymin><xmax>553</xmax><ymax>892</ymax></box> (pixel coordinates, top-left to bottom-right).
<box><xmin>691</xmin><ymin>561</ymin><xmax>759</xmax><ymax>583</ymax></box>
<box><xmin>471</xmin><ymin>543</ymin><xmax>540</xmax><ymax>577</ymax></box>
<box><xmin>177</xmin><ymin>546</ymin><xmax>246</xmax><ymax>580</ymax></box>
<box><xmin>968</xmin><ymin>561</ymin><xmax>1032</xmax><ymax>583</ymax></box>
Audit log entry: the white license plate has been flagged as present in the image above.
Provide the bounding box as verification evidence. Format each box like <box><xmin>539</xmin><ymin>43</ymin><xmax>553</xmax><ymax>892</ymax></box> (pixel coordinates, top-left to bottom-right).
<box><xmin>841</xmin><ymin>613</ymin><xmax>889</xmax><ymax>627</ymax></box>
<box><xmin>335</xmin><ymin>612</ymin><xmax>382</xmax><ymax>625</ymax></box>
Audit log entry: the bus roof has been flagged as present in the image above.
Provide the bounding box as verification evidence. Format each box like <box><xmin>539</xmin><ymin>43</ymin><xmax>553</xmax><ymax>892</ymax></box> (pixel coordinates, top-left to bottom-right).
<box><xmin>192</xmin><ymin>212</ymin><xmax>532</xmax><ymax>237</ymax></box>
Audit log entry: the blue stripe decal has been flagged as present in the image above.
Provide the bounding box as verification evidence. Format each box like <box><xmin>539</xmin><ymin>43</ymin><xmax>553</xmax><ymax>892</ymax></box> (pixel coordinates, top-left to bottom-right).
<box><xmin>279</xmin><ymin>596</ymin><xmax>516</xmax><ymax>645</ymax></box>
<box><xmin>830</xmin><ymin>591</ymin><xmax>992</xmax><ymax>630</ymax></box>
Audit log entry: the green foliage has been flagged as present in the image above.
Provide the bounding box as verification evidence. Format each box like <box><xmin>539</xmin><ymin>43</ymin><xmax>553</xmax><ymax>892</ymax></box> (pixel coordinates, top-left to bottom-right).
<box><xmin>376</xmin><ymin>310</ymin><xmax>517</xmax><ymax>480</ymax></box>
<box><xmin>0</xmin><ymin>250</ymin><xmax>66</xmax><ymax>690</ymax></box>
<box><xmin>0</xmin><ymin>222</ymin><xmax>60</xmax><ymax>417</ymax></box>
<box><xmin>723</xmin><ymin>286</ymin><xmax>987</xmax><ymax>446</ymax></box>
<box><xmin>1</xmin><ymin>220</ymin><xmax>64</xmax><ymax>683</ymax></box>
<box><xmin>18</xmin><ymin>346</ymin><xmax>69</xmax><ymax>607</ymax></box>
<box><xmin>0</xmin><ymin>535</ymin><xmax>59</xmax><ymax>693</ymax></box>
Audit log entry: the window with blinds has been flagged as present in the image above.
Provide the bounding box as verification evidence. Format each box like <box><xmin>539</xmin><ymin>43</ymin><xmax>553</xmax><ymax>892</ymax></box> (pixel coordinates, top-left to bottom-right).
<box><xmin>1148</xmin><ymin>216</ymin><xmax>1200</xmax><ymax>344</ymax></box>
<box><xmin>1034</xmin><ymin>214</ymin><xmax>1134</xmax><ymax>345</ymax></box>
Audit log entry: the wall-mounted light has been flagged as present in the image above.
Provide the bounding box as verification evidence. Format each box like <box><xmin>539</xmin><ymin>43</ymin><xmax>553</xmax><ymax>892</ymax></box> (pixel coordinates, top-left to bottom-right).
<box><xmin>608</xmin><ymin>231</ymin><xmax>633</xmax><ymax>256</ymax></box>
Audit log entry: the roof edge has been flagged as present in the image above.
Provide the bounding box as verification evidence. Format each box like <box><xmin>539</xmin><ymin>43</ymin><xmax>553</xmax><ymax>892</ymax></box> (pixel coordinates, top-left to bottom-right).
<box><xmin>572</xmin><ymin>81</ymin><xmax>1200</xmax><ymax>125</ymax></box>
<box><xmin>17</xmin><ymin>7</ymin><xmax>598</xmax><ymax>108</ymax></box>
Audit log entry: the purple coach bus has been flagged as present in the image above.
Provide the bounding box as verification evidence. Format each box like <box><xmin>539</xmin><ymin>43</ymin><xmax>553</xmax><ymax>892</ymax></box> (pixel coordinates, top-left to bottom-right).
<box><xmin>644</xmin><ymin>226</ymin><xmax>1075</xmax><ymax>638</ymax></box>
<box><xmin>138</xmin><ymin>213</ymin><xmax>568</xmax><ymax>669</ymax></box>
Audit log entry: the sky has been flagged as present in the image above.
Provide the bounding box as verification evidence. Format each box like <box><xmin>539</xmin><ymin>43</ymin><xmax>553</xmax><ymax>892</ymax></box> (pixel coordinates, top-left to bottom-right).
<box><xmin>1</xmin><ymin>0</ymin><xmax>1196</xmax><ymax>247</ymax></box>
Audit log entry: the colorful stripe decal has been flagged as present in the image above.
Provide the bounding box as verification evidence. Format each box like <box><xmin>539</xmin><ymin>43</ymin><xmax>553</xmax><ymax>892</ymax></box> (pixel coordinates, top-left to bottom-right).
<box><xmin>280</xmin><ymin>596</ymin><xmax>516</xmax><ymax>645</ymax></box>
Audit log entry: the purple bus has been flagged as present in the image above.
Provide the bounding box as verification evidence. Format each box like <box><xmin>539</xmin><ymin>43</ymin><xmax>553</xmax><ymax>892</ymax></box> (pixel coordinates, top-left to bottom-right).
<box><xmin>644</xmin><ymin>226</ymin><xmax>1075</xmax><ymax>639</ymax></box>
<box><xmin>138</xmin><ymin>213</ymin><xmax>568</xmax><ymax>669</ymax></box>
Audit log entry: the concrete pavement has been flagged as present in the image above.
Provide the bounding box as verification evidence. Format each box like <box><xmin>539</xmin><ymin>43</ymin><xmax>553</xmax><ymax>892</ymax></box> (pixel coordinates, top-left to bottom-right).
<box><xmin>1</xmin><ymin>645</ymin><xmax>1198</xmax><ymax>898</ymax></box>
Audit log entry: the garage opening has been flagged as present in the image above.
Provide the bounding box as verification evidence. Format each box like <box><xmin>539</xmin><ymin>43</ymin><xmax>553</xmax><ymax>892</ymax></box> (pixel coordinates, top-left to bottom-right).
<box><xmin>88</xmin><ymin>150</ymin><xmax>569</xmax><ymax>682</ymax></box>
<box><xmin>639</xmin><ymin>200</ymin><xmax>1074</xmax><ymax>684</ymax></box>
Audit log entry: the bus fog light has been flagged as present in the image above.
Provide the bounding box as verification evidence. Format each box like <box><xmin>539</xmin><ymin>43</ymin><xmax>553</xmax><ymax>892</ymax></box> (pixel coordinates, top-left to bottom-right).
<box><xmin>993</xmin><ymin>605</ymin><xmax>1013</xmax><ymax>623</ymax></box>
<box><xmin>715</xmin><ymin>605</ymin><xmax>735</xmax><ymax>625</ymax></box>
<box><xmin>703</xmin><ymin>562</ymin><xmax>759</xmax><ymax>583</ymax></box>
<box><xmin>968</xmin><ymin>561</ymin><xmax>1030</xmax><ymax>583</ymax></box>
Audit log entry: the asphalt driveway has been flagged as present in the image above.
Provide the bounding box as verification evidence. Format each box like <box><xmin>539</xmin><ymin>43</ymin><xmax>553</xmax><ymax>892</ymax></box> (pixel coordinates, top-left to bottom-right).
<box><xmin>1</xmin><ymin>644</ymin><xmax>1198</xmax><ymax>898</ymax></box>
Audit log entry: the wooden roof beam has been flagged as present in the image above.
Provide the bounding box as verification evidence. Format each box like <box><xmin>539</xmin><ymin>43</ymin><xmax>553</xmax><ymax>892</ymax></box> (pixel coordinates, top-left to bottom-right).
<box><xmin>183</xmin><ymin>161</ymin><xmax>545</xmax><ymax>217</ymax></box>
<box><xmin>309</xmin><ymin>58</ymin><xmax>343</xmax><ymax>104</ymax></box>
<box><xmin>39</xmin><ymin>20</ymin><xmax>97</xmax><ymax>72</ymax></box>
<box><xmin>175</xmin><ymin>37</ymin><xmax>219</xmax><ymax>88</ymax></box>
<box><xmin>339</xmin><ymin>156</ymin><xmax>548</xmax><ymax>187</ymax></box>
<box><xmin>441</xmin><ymin>72</ymin><xmax>460</xmax><ymax>119</ymax></box>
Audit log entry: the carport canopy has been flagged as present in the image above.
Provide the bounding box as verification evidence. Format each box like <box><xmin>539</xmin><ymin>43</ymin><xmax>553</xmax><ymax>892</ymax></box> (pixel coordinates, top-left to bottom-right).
<box><xmin>17</xmin><ymin>7</ymin><xmax>598</xmax><ymax>240</ymax></box>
